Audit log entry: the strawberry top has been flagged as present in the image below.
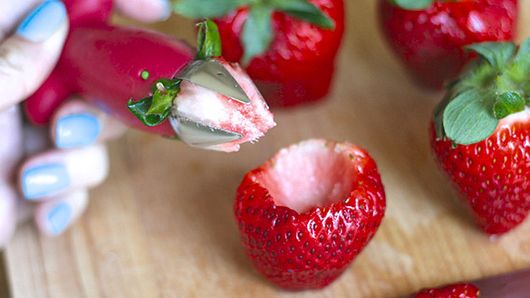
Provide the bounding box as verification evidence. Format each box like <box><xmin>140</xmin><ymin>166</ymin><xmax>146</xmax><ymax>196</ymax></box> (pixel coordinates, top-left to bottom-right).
<box><xmin>434</xmin><ymin>38</ymin><xmax>530</xmax><ymax>145</ymax></box>
<box><xmin>174</xmin><ymin>0</ymin><xmax>344</xmax><ymax>69</ymax></box>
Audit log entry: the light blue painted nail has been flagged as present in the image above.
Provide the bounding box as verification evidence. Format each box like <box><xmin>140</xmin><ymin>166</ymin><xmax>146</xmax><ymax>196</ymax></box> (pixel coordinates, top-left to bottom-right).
<box><xmin>56</xmin><ymin>113</ymin><xmax>101</xmax><ymax>149</ymax></box>
<box><xmin>22</xmin><ymin>163</ymin><xmax>70</xmax><ymax>200</ymax></box>
<box><xmin>159</xmin><ymin>0</ymin><xmax>172</xmax><ymax>21</ymax></box>
<box><xmin>16</xmin><ymin>0</ymin><xmax>67</xmax><ymax>42</ymax></box>
<box><xmin>47</xmin><ymin>202</ymin><xmax>72</xmax><ymax>235</ymax></box>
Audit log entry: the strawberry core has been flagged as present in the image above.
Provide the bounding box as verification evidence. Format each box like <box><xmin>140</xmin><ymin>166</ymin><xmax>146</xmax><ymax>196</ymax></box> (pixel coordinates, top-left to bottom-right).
<box><xmin>256</xmin><ymin>140</ymin><xmax>356</xmax><ymax>213</ymax></box>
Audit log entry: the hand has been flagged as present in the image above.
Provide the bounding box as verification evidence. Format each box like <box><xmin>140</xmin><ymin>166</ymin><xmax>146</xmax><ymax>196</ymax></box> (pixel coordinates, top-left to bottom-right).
<box><xmin>0</xmin><ymin>0</ymin><xmax>171</xmax><ymax>246</ymax></box>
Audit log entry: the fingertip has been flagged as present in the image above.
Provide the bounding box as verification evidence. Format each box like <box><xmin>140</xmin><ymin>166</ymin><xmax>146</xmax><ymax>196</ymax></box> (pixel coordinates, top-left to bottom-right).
<box><xmin>0</xmin><ymin>19</ymin><xmax>69</xmax><ymax>108</ymax></box>
<box><xmin>19</xmin><ymin>145</ymin><xmax>109</xmax><ymax>201</ymax></box>
<box><xmin>0</xmin><ymin>184</ymin><xmax>18</xmax><ymax>247</ymax></box>
<box><xmin>51</xmin><ymin>99</ymin><xmax>126</xmax><ymax>149</ymax></box>
<box><xmin>115</xmin><ymin>0</ymin><xmax>172</xmax><ymax>23</ymax></box>
<box><xmin>16</xmin><ymin>0</ymin><xmax>68</xmax><ymax>43</ymax></box>
<box><xmin>34</xmin><ymin>190</ymin><xmax>88</xmax><ymax>237</ymax></box>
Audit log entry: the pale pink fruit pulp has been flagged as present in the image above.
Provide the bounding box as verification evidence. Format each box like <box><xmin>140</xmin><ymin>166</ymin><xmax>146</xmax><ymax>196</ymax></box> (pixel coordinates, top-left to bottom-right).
<box><xmin>176</xmin><ymin>59</ymin><xmax>276</xmax><ymax>152</ymax></box>
<box><xmin>255</xmin><ymin>140</ymin><xmax>358</xmax><ymax>213</ymax></box>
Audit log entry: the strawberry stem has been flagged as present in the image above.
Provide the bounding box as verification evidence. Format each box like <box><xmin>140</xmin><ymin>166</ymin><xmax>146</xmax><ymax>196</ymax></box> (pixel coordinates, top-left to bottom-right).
<box><xmin>196</xmin><ymin>19</ymin><xmax>223</xmax><ymax>60</ymax></box>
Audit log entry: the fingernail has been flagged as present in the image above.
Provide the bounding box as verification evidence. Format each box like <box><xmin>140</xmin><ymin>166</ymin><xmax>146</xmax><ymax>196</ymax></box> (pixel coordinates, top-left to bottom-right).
<box><xmin>56</xmin><ymin>113</ymin><xmax>101</xmax><ymax>149</ymax></box>
<box><xmin>16</xmin><ymin>0</ymin><xmax>67</xmax><ymax>42</ymax></box>
<box><xmin>46</xmin><ymin>202</ymin><xmax>71</xmax><ymax>235</ymax></box>
<box><xmin>22</xmin><ymin>163</ymin><xmax>70</xmax><ymax>200</ymax></box>
<box><xmin>158</xmin><ymin>0</ymin><xmax>172</xmax><ymax>21</ymax></box>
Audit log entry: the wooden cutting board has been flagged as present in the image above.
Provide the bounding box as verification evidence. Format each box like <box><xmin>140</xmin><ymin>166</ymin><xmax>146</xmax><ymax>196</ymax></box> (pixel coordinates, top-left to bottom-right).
<box><xmin>4</xmin><ymin>2</ymin><xmax>530</xmax><ymax>297</ymax></box>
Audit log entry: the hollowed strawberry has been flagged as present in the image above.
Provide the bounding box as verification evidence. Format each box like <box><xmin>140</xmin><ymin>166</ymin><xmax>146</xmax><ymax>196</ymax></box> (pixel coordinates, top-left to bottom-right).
<box><xmin>234</xmin><ymin>139</ymin><xmax>386</xmax><ymax>290</ymax></box>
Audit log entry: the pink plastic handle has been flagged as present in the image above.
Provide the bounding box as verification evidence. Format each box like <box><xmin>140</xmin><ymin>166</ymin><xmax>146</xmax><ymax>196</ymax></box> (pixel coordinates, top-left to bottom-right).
<box><xmin>24</xmin><ymin>0</ymin><xmax>195</xmax><ymax>137</ymax></box>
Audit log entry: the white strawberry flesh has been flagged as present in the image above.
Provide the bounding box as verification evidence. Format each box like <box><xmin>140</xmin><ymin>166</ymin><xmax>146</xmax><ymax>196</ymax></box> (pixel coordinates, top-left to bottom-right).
<box><xmin>175</xmin><ymin>59</ymin><xmax>275</xmax><ymax>152</ymax></box>
<box><xmin>256</xmin><ymin>139</ymin><xmax>357</xmax><ymax>213</ymax></box>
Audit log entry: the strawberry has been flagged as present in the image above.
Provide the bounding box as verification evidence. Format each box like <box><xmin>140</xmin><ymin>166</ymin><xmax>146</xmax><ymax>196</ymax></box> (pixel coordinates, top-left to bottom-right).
<box><xmin>413</xmin><ymin>283</ymin><xmax>480</xmax><ymax>298</ymax></box>
<box><xmin>379</xmin><ymin>0</ymin><xmax>517</xmax><ymax>89</ymax></box>
<box><xmin>174</xmin><ymin>0</ymin><xmax>345</xmax><ymax>108</ymax></box>
<box><xmin>431</xmin><ymin>39</ymin><xmax>530</xmax><ymax>235</ymax></box>
<box><xmin>234</xmin><ymin>139</ymin><xmax>386</xmax><ymax>289</ymax></box>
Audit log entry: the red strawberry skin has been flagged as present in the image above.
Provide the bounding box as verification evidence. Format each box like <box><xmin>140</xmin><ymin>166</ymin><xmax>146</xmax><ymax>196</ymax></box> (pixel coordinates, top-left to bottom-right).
<box><xmin>234</xmin><ymin>143</ymin><xmax>385</xmax><ymax>290</ymax></box>
<box><xmin>413</xmin><ymin>283</ymin><xmax>480</xmax><ymax>298</ymax></box>
<box><xmin>430</xmin><ymin>116</ymin><xmax>530</xmax><ymax>235</ymax></box>
<box><xmin>215</xmin><ymin>0</ymin><xmax>345</xmax><ymax>108</ymax></box>
<box><xmin>379</xmin><ymin>0</ymin><xmax>517</xmax><ymax>89</ymax></box>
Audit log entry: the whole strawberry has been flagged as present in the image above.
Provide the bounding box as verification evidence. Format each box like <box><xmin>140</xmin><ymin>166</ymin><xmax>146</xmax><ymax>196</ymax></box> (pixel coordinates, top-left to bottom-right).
<box><xmin>174</xmin><ymin>0</ymin><xmax>345</xmax><ymax>108</ymax></box>
<box><xmin>431</xmin><ymin>39</ymin><xmax>530</xmax><ymax>235</ymax></box>
<box><xmin>413</xmin><ymin>283</ymin><xmax>480</xmax><ymax>298</ymax></box>
<box><xmin>379</xmin><ymin>0</ymin><xmax>517</xmax><ymax>89</ymax></box>
<box><xmin>234</xmin><ymin>139</ymin><xmax>385</xmax><ymax>289</ymax></box>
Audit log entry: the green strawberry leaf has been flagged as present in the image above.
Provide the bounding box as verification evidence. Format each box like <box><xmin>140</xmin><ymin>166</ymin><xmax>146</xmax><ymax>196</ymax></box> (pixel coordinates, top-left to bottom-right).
<box><xmin>128</xmin><ymin>97</ymin><xmax>164</xmax><ymax>127</ymax></box>
<box><xmin>392</xmin><ymin>0</ymin><xmax>433</xmax><ymax>10</ymax></box>
<box><xmin>513</xmin><ymin>38</ymin><xmax>530</xmax><ymax>66</ymax></box>
<box><xmin>507</xmin><ymin>38</ymin><xmax>530</xmax><ymax>83</ymax></box>
<box><xmin>175</xmin><ymin>0</ymin><xmax>338</xmax><ymax>64</ymax></box>
<box><xmin>271</xmin><ymin>0</ymin><xmax>334</xmax><ymax>29</ymax></box>
<box><xmin>466</xmin><ymin>42</ymin><xmax>516</xmax><ymax>70</ymax></box>
<box><xmin>196</xmin><ymin>19</ymin><xmax>223</xmax><ymax>60</ymax></box>
<box><xmin>433</xmin><ymin>93</ymin><xmax>453</xmax><ymax>139</ymax></box>
<box><xmin>148</xmin><ymin>79</ymin><xmax>181</xmax><ymax>115</ymax></box>
<box><xmin>443</xmin><ymin>89</ymin><xmax>499</xmax><ymax>145</ymax></box>
<box><xmin>438</xmin><ymin>39</ymin><xmax>530</xmax><ymax>145</ymax></box>
<box><xmin>242</xmin><ymin>5</ymin><xmax>274</xmax><ymax>65</ymax></box>
<box><xmin>493</xmin><ymin>91</ymin><xmax>525</xmax><ymax>119</ymax></box>
<box><xmin>128</xmin><ymin>79</ymin><xmax>181</xmax><ymax>127</ymax></box>
<box><xmin>174</xmin><ymin>0</ymin><xmax>249</xmax><ymax>18</ymax></box>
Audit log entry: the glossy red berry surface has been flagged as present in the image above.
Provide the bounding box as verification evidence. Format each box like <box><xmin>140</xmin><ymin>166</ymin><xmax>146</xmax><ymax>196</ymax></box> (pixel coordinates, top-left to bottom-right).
<box><xmin>379</xmin><ymin>0</ymin><xmax>517</xmax><ymax>89</ymax></box>
<box><xmin>215</xmin><ymin>0</ymin><xmax>345</xmax><ymax>108</ymax></box>
<box><xmin>431</xmin><ymin>114</ymin><xmax>530</xmax><ymax>235</ymax></box>
<box><xmin>414</xmin><ymin>283</ymin><xmax>480</xmax><ymax>298</ymax></box>
<box><xmin>234</xmin><ymin>140</ymin><xmax>385</xmax><ymax>289</ymax></box>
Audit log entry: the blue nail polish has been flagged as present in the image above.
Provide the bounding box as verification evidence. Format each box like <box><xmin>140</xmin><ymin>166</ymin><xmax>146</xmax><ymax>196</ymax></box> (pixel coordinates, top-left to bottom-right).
<box><xmin>22</xmin><ymin>163</ymin><xmax>70</xmax><ymax>200</ymax></box>
<box><xmin>16</xmin><ymin>0</ymin><xmax>67</xmax><ymax>42</ymax></box>
<box><xmin>56</xmin><ymin>113</ymin><xmax>101</xmax><ymax>149</ymax></box>
<box><xmin>47</xmin><ymin>202</ymin><xmax>72</xmax><ymax>235</ymax></box>
<box><xmin>159</xmin><ymin>0</ymin><xmax>172</xmax><ymax>21</ymax></box>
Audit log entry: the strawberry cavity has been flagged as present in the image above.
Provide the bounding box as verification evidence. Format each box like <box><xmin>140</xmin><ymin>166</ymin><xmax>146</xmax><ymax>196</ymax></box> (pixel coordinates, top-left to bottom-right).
<box><xmin>256</xmin><ymin>140</ymin><xmax>359</xmax><ymax>213</ymax></box>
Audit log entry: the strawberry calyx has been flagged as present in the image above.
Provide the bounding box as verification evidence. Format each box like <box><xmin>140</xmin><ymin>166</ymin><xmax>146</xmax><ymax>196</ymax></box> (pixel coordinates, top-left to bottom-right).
<box><xmin>391</xmin><ymin>0</ymin><xmax>434</xmax><ymax>10</ymax></box>
<box><xmin>128</xmin><ymin>20</ymin><xmax>222</xmax><ymax>127</ymax></box>
<box><xmin>173</xmin><ymin>0</ymin><xmax>335</xmax><ymax>64</ymax></box>
<box><xmin>434</xmin><ymin>38</ymin><xmax>530</xmax><ymax>145</ymax></box>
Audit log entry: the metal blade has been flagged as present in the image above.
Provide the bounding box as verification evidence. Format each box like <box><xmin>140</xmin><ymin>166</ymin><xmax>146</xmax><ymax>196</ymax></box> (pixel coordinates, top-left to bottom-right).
<box><xmin>473</xmin><ymin>269</ymin><xmax>530</xmax><ymax>298</ymax></box>
<box><xmin>177</xmin><ymin>59</ymin><xmax>251</xmax><ymax>104</ymax></box>
<box><xmin>169</xmin><ymin>115</ymin><xmax>242</xmax><ymax>148</ymax></box>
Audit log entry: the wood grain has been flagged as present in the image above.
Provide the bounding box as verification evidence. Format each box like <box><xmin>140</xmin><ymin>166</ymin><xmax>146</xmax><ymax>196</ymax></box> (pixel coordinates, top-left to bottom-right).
<box><xmin>5</xmin><ymin>2</ymin><xmax>530</xmax><ymax>297</ymax></box>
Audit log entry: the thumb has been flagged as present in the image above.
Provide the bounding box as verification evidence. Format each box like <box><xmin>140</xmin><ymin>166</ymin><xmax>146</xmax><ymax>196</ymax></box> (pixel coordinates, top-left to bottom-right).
<box><xmin>0</xmin><ymin>183</ymin><xmax>17</xmax><ymax>248</ymax></box>
<box><xmin>0</xmin><ymin>106</ymin><xmax>24</xmax><ymax>248</ymax></box>
<box><xmin>0</xmin><ymin>0</ymin><xmax>68</xmax><ymax>111</ymax></box>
